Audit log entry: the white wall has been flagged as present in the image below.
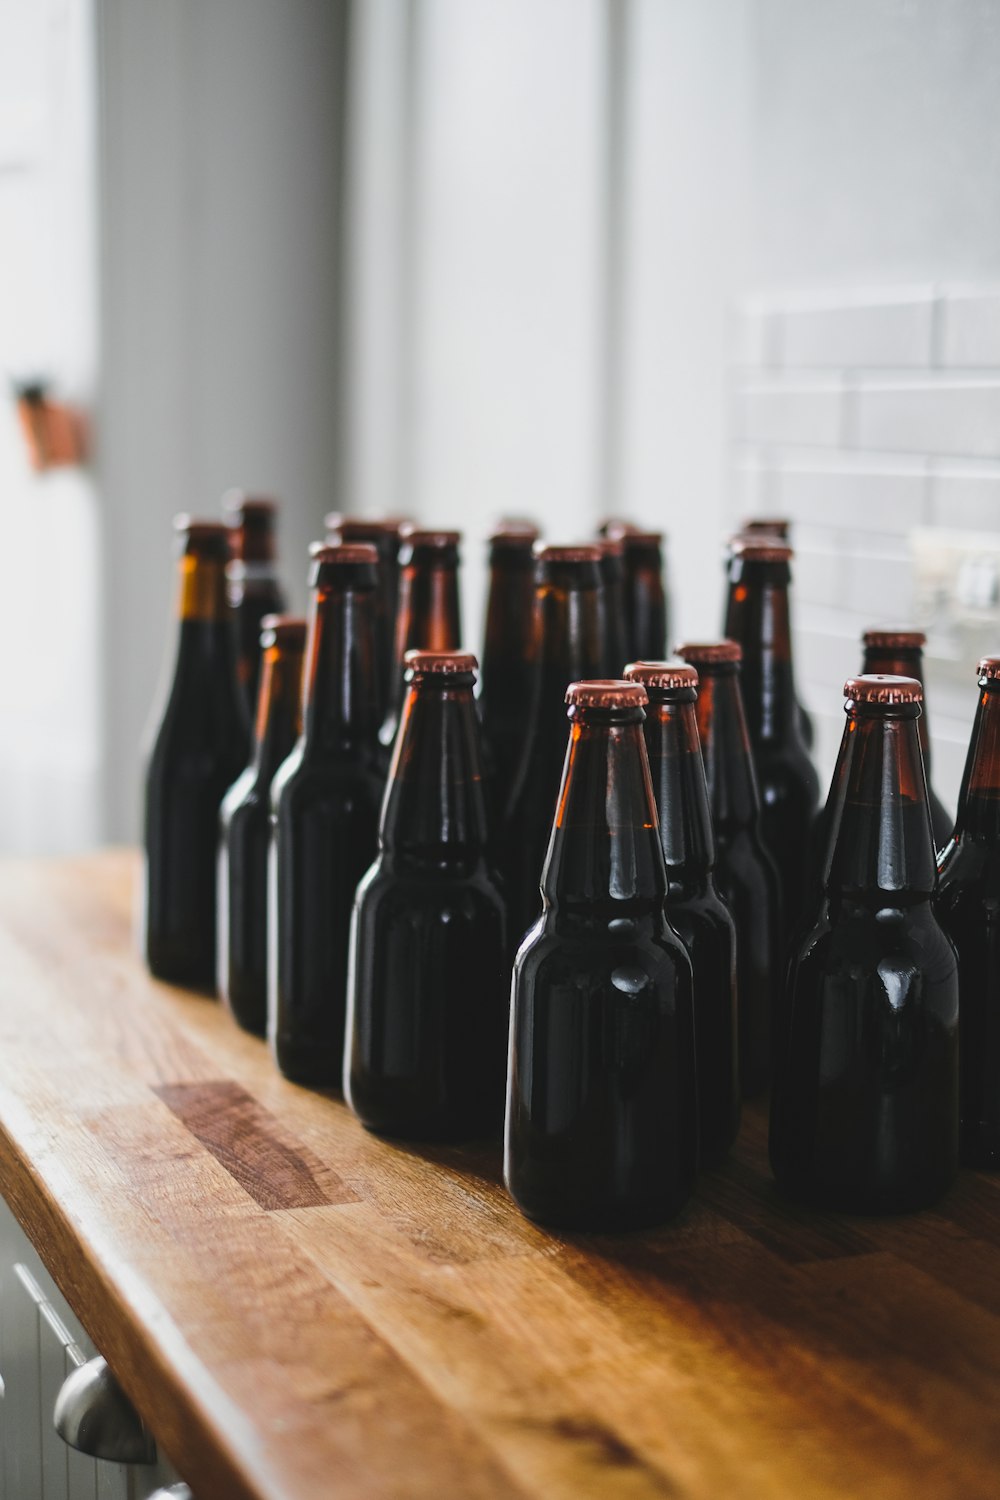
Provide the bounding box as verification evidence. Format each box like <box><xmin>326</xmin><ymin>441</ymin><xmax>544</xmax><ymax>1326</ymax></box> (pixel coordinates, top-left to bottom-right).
<box><xmin>96</xmin><ymin>0</ymin><xmax>349</xmax><ymax>841</ymax></box>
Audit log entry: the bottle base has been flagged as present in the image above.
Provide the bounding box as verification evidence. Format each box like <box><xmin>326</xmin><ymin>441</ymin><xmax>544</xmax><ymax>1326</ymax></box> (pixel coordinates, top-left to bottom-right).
<box><xmin>274</xmin><ymin>1040</ymin><xmax>343</xmax><ymax>1091</ymax></box>
<box><xmin>771</xmin><ymin>1162</ymin><xmax>957</xmax><ymax>1216</ymax></box>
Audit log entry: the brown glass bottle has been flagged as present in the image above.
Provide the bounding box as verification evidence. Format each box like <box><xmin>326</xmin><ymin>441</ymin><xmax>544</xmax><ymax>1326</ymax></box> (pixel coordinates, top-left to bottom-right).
<box><xmin>381</xmin><ymin>528</ymin><xmax>462</xmax><ymax>750</ymax></box>
<box><xmin>224</xmin><ymin>492</ymin><xmax>286</xmax><ymax>716</ymax></box>
<box><xmin>504</xmin><ymin>544</ymin><xmax>605</xmax><ymax>945</ymax></box>
<box><xmin>726</xmin><ymin>519</ymin><xmax>814</xmax><ymax>750</ymax></box>
<box><xmin>505</xmin><ymin>680</ymin><xmax>697</xmax><ymax>1229</ymax></box>
<box><xmin>617</xmin><ymin>530</ymin><xmax>668</xmax><ymax>663</ymax></box>
<box><xmin>771</xmin><ymin>675</ymin><xmax>959</xmax><ymax>1212</ymax></box>
<box><xmin>480</xmin><ymin>524</ymin><xmax>540</xmax><ymax>816</ymax></box>
<box><xmin>936</xmin><ymin>656</ymin><xmax>1000</xmax><ymax>1166</ymax></box>
<box><xmin>270</xmin><ymin>545</ymin><xmax>384</xmax><ymax>1086</ymax></box>
<box><xmin>677</xmin><ymin>641</ymin><xmax>782</xmax><ymax>1096</ymax></box>
<box><xmin>862</xmin><ymin>630</ymin><xmax>952</xmax><ymax>848</ymax></box>
<box><xmin>143</xmin><ymin>518</ymin><xmax>251</xmax><ymax>989</ymax></box>
<box><xmin>218</xmin><ymin>615</ymin><xmax>306</xmax><ymax>1035</ymax></box>
<box><xmin>625</xmin><ymin>661</ymin><xmax>740</xmax><ymax>1163</ymax></box>
<box><xmin>723</xmin><ymin>536</ymin><xmax>819</xmax><ymax>931</ymax></box>
<box><xmin>597</xmin><ymin>536</ymin><xmax>628</xmax><ymax>676</ymax></box>
<box><xmin>324</xmin><ymin>513</ymin><xmax>399</xmax><ymax>709</ymax></box>
<box><xmin>345</xmin><ymin>651</ymin><xmax>508</xmax><ymax>1140</ymax></box>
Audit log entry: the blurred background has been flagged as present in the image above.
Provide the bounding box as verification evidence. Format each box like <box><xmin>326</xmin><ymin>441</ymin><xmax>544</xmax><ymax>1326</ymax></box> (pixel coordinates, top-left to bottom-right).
<box><xmin>2</xmin><ymin>0</ymin><xmax>1000</xmax><ymax>852</ymax></box>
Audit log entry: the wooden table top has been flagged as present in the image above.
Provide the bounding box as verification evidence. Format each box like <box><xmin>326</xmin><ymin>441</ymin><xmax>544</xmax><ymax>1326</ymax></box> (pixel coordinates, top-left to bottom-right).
<box><xmin>1</xmin><ymin>851</ymin><xmax>999</xmax><ymax>1499</ymax></box>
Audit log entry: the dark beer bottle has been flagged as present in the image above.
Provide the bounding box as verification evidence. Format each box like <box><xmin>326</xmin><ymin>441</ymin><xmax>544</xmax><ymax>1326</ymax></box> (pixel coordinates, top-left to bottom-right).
<box><xmin>505</xmin><ymin>679</ymin><xmax>697</xmax><ymax>1229</ymax></box>
<box><xmin>223</xmin><ymin>492</ymin><xmax>286</xmax><ymax>715</ymax></box>
<box><xmin>771</xmin><ymin>674</ymin><xmax>959</xmax><ymax>1212</ymax></box>
<box><xmin>617</xmin><ymin>529</ymin><xmax>669</xmax><ymax>663</ymax></box>
<box><xmin>726</xmin><ymin>519</ymin><xmax>814</xmax><ymax>749</ymax></box>
<box><xmin>625</xmin><ymin>660</ymin><xmax>740</xmax><ymax>1163</ymax></box>
<box><xmin>480</xmin><ymin>523</ymin><xmax>540</xmax><ymax>815</ymax></box>
<box><xmin>381</xmin><ymin>528</ymin><xmax>462</xmax><ymax>750</ymax></box>
<box><xmin>936</xmin><ymin>656</ymin><xmax>1000</xmax><ymax>1166</ymax></box>
<box><xmin>862</xmin><ymin>629</ymin><xmax>952</xmax><ymax>849</ymax></box>
<box><xmin>504</xmin><ymin>544</ymin><xmax>605</xmax><ymax>944</ymax></box>
<box><xmin>218</xmin><ymin>615</ymin><xmax>306</xmax><ymax>1035</ymax></box>
<box><xmin>270</xmin><ymin>544</ymin><xmax>384</xmax><ymax>1086</ymax></box>
<box><xmin>143</xmin><ymin>518</ymin><xmax>251</xmax><ymax>989</ymax></box>
<box><xmin>677</xmin><ymin>640</ymin><xmax>782</xmax><ymax>1095</ymax></box>
<box><xmin>345</xmin><ymin>651</ymin><xmax>507</xmax><ymax>1140</ymax></box>
<box><xmin>597</xmin><ymin>536</ymin><xmax>628</xmax><ymax>677</ymax></box>
<box><xmin>723</xmin><ymin>535</ymin><xmax>819</xmax><ymax>930</ymax></box>
<box><xmin>324</xmin><ymin>513</ymin><xmax>399</xmax><ymax>709</ymax></box>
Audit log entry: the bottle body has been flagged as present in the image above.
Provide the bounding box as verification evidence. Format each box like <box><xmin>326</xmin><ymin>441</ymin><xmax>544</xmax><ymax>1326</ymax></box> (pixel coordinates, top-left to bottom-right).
<box><xmin>505</xmin><ymin>683</ymin><xmax>697</xmax><ymax>1230</ymax></box>
<box><xmin>346</xmin><ymin>654</ymin><xmax>508</xmax><ymax>1139</ymax></box>
<box><xmin>771</xmin><ymin>677</ymin><xmax>959</xmax><ymax>1212</ymax></box>
<box><xmin>218</xmin><ymin>617</ymin><xmax>305</xmax><ymax>1035</ymax></box>
<box><xmin>144</xmin><ymin>522</ymin><xmax>251</xmax><ymax>990</ymax></box>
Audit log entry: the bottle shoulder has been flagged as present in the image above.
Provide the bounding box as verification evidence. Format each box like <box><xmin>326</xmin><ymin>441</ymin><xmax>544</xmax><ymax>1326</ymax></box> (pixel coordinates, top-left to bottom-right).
<box><xmin>356</xmin><ymin>854</ymin><xmax>506</xmax><ymax>916</ymax></box>
<box><xmin>796</xmin><ymin>898</ymin><xmax>958</xmax><ymax>978</ymax></box>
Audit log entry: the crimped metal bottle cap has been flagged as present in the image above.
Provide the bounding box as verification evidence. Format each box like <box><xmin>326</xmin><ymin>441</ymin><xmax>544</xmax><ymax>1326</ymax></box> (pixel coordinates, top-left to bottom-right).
<box><xmin>404</xmin><ymin>650</ymin><xmax>478</xmax><ymax>674</ymax></box>
<box><xmin>863</xmin><ymin>628</ymin><xmax>927</xmax><ymax>650</ymax></box>
<box><xmin>677</xmin><ymin>639</ymin><xmax>743</xmax><ymax>665</ymax></box>
<box><xmin>534</xmin><ymin>543</ymin><xmax>602</xmax><ymax>563</ymax></box>
<box><xmin>310</xmin><ymin>543</ymin><xmax>379</xmax><ymax>566</ymax></box>
<box><xmin>565</xmin><ymin>680</ymin><xmax>648</xmax><ymax>709</ymax></box>
<box><xmin>843</xmin><ymin>674</ymin><xmax>923</xmax><ymax>704</ymax></box>
<box><xmin>729</xmin><ymin>535</ymin><xmax>793</xmax><ymax>562</ymax></box>
<box><xmin>624</xmin><ymin>660</ymin><xmax>699</xmax><ymax>690</ymax></box>
<box><xmin>977</xmin><ymin>657</ymin><xmax>1000</xmax><ymax>681</ymax></box>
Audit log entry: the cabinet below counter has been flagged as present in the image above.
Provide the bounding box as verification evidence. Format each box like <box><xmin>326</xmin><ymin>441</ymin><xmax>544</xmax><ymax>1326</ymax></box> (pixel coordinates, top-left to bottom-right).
<box><xmin>0</xmin><ymin>851</ymin><xmax>999</xmax><ymax>1499</ymax></box>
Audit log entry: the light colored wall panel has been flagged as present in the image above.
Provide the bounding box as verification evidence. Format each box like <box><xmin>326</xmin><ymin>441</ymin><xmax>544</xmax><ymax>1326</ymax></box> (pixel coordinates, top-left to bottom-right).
<box><xmin>940</xmin><ymin>289</ymin><xmax>1000</xmax><ymax>367</ymax></box>
<box><xmin>738</xmin><ymin>380</ymin><xmax>846</xmax><ymax>449</ymax></box>
<box><xmin>777</xmin><ymin>291</ymin><xmax>934</xmax><ymax>369</ymax></box>
<box><xmin>850</xmin><ymin>377</ymin><xmax>1000</xmax><ymax>459</ymax></box>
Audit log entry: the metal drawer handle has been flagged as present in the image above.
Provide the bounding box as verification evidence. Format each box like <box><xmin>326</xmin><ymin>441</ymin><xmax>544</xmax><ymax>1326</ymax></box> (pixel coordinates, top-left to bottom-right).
<box><xmin>53</xmin><ymin>1355</ymin><xmax>157</xmax><ymax>1465</ymax></box>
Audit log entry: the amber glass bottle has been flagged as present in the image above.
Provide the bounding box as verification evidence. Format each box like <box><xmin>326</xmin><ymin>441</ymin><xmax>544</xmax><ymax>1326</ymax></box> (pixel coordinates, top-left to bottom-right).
<box><xmin>345</xmin><ymin>651</ymin><xmax>507</xmax><ymax>1140</ymax></box>
<box><xmin>270</xmin><ymin>545</ymin><xmax>384</xmax><ymax>1086</ymax></box>
<box><xmin>862</xmin><ymin>630</ymin><xmax>952</xmax><ymax>848</ymax></box>
<box><xmin>677</xmin><ymin>641</ymin><xmax>782</xmax><ymax>1096</ymax></box>
<box><xmin>724</xmin><ymin>536</ymin><xmax>819</xmax><ymax>931</ymax></box>
<box><xmin>625</xmin><ymin>660</ymin><xmax>740</xmax><ymax>1163</ymax></box>
<box><xmin>480</xmin><ymin>524</ymin><xmax>540</xmax><ymax>816</ymax></box>
<box><xmin>218</xmin><ymin>616</ymin><xmax>305</xmax><ymax>1034</ymax></box>
<box><xmin>726</xmin><ymin>520</ymin><xmax>814</xmax><ymax>750</ymax></box>
<box><xmin>771</xmin><ymin>675</ymin><xmax>959</xmax><ymax>1212</ymax></box>
<box><xmin>223</xmin><ymin>492</ymin><xmax>286</xmax><ymax>716</ymax></box>
<box><xmin>597</xmin><ymin>536</ymin><xmax>628</xmax><ymax>677</ymax></box>
<box><xmin>505</xmin><ymin>680</ymin><xmax>697</xmax><ymax>1229</ymax></box>
<box><xmin>381</xmin><ymin>528</ymin><xmax>462</xmax><ymax>749</ymax></box>
<box><xmin>324</xmin><ymin>513</ymin><xmax>400</xmax><ymax>709</ymax></box>
<box><xmin>143</xmin><ymin>518</ymin><xmax>251</xmax><ymax>990</ymax></box>
<box><xmin>616</xmin><ymin>530</ymin><xmax>668</xmax><ymax>663</ymax></box>
<box><xmin>936</xmin><ymin>656</ymin><xmax>1000</xmax><ymax>1166</ymax></box>
<box><xmin>504</xmin><ymin>544</ymin><xmax>605</xmax><ymax>945</ymax></box>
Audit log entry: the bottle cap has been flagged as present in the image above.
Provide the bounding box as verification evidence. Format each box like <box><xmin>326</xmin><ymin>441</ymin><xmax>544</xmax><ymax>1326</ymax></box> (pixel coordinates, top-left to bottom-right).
<box><xmin>221</xmin><ymin>491</ymin><xmax>278</xmax><ymax>520</ymax></box>
<box><xmin>863</xmin><ymin>628</ymin><xmax>927</xmax><ymax>650</ymax></box>
<box><xmin>741</xmin><ymin>517</ymin><xmax>790</xmax><ymax>539</ymax></box>
<box><xmin>844</xmin><ymin>674</ymin><xmax>923</xmax><ymax>705</ymax></box>
<box><xmin>977</xmin><ymin>657</ymin><xmax>1000</xmax><ymax>681</ymax></box>
<box><xmin>730</xmin><ymin>535</ymin><xmax>793</xmax><ymax>562</ymax></box>
<box><xmin>598</xmin><ymin>518</ymin><xmax>640</xmax><ymax>538</ymax></box>
<box><xmin>489</xmin><ymin>523</ymin><xmax>539</xmax><ymax>548</ymax></box>
<box><xmin>597</xmin><ymin>536</ymin><xmax>625</xmax><ymax>558</ymax></box>
<box><xmin>534</xmin><ymin>543</ymin><xmax>602</xmax><ymax>563</ymax></box>
<box><xmin>325</xmin><ymin>514</ymin><xmax>400</xmax><ymax>540</ymax></box>
<box><xmin>677</xmin><ymin>639</ymin><xmax>742</xmax><ymax>665</ymax></box>
<box><xmin>620</xmin><ymin>529</ymin><xmax>664</xmax><ymax>549</ymax></box>
<box><xmin>624</xmin><ymin>660</ymin><xmax>699</xmax><ymax>690</ymax></box>
<box><xmin>399</xmin><ymin>526</ymin><xmax>461</xmax><ymax>548</ymax></box>
<box><xmin>174</xmin><ymin>516</ymin><xmax>231</xmax><ymax>556</ymax></box>
<box><xmin>404</xmin><ymin>650</ymin><xmax>478</xmax><ymax>675</ymax></box>
<box><xmin>260</xmin><ymin>614</ymin><xmax>307</xmax><ymax>644</ymax></box>
<box><xmin>310</xmin><ymin>542</ymin><xmax>379</xmax><ymax>566</ymax></box>
<box><xmin>565</xmin><ymin>680</ymin><xmax>648</xmax><ymax>709</ymax></box>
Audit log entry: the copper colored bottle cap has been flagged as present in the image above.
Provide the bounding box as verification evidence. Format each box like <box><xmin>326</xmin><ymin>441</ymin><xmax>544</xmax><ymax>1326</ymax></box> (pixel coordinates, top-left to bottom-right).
<box><xmin>677</xmin><ymin>639</ymin><xmax>742</xmax><ymax>665</ymax></box>
<box><xmin>489</xmin><ymin>524</ymin><xmax>539</xmax><ymax>548</ymax></box>
<box><xmin>741</xmin><ymin>517</ymin><xmax>790</xmax><ymax>539</ymax></box>
<box><xmin>977</xmin><ymin>657</ymin><xmax>1000</xmax><ymax>681</ymax></box>
<box><xmin>565</xmin><ymin>680</ymin><xmax>648</xmax><ymax>709</ymax></box>
<box><xmin>399</xmin><ymin>526</ymin><xmax>461</xmax><ymax>548</ymax></box>
<box><xmin>404</xmin><ymin>649</ymin><xmax>478</xmax><ymax>675</ymax></box>
<box><xmin>311</xmin><ymin>542</ymin><xmax>379</xmax><ymax>566</ymax></box>
<box><xmin>174</xmin><ymin>514</ymin><xmax>229</xmax><ymax>540</ymax></box>
<box><xmin>844</xmin><ymin>674</ymin><xmax>923</xmax><ymax>705</ymax></box>
<box><xmin>260</xmin><ymin>614</ymin><xmax>307</xmax><ymax>645</ymax></box>
<box><xmin>597</xmin><ymin>536</ymin><xmax>625</xmax><ymax>558</ymax></box>
<box><xmin>863</xmin><ymin>628</ymin><xmax>927</xmax><ymax>650</ymax></box>
<box><xmin>730</xmin><ymin>535</ymin><xmax>793</xmax><ymax>562</ymax></box>
<box><xmin>222</xmin><ymin>491</ymin><xmax>278</xmax><ymax>519</ymax></box>
<box><xmin>621</xmin><ymin>530</ymin><xmax>664</xmax><ymax>549</ymax></box>
<box><xmin>598</xmin><ymin>518</ymin><xmax>640</xmax><ymax>539</ymax></box>
<box><xmin>325</xmin><ymin>514</ymin><xmax>398</xmax><ymax>540</ymax></box>
<box><xmin>624</xmin><ymin>660</ymin><xmax>699</xmax><ymax>690</ymax></box>
<box><xmin>534</xmin><ymin>542</ymin><xmax>602</xmax><ymax>563</ymax></box>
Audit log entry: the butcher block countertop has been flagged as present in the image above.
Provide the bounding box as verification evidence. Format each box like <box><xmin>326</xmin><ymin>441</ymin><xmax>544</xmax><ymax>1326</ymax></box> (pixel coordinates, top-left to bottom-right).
<box><xmin>1</xmin><ymin>852</ymin><xmax>1000</xmax><ymax>1499</ymax></box>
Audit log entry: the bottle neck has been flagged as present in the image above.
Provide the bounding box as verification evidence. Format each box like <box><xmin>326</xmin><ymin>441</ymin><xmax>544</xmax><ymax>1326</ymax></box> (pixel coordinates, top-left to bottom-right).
<box><xmin>824</xmin><ymin>705</ymin><xmax>936</xmax><ymax>897</ymax></box>
<box><xmin>693</xmin><ymin>667</ymin><xmax>761</xmax><ymax>831</ymax></box>
<box><xmin>643</xmin><ymin>692</ymin><xmax>715</xmax><ymax>877</ymax></box>
<box><xmin>303</xmin><ymin>582</ymin><xmax>381</xmax><ymax>755</ymax></box>
<box><xmin>483</xmin><ymin>552</ymin><xmax>537</xmax><ymax>678</ymax></box>
<box><xmin>536</xmin><ymin>573</ymin><xmax>604</xmax><ymax>696</ymax></box>
<box><xmin>178</xmin><ymin>553</ymin><xmax>229</xmax><ymax>623</ymax></box>
<box><xmin>380</xmin><ymin>677</ymin><xmax>490</xmax><ymax>860</ymax></box>
<box><xmin>862</xmin><ymin>646</ymin><xmax>933</xmax><ymax>767</ymax></box>
<box><xmin>388</xmin><ymin>555</ymin><xmax>462</xmax><ymax>717</ymax></box>
<box><xmin>542</xmin><ymin>709</ymin><xmax>666</xmax><ymax>914</ymax></box>
<box><xmin>253</xmin><ymin>642</ymin><xmax>304</xmax><ymax>778</ymax></box>
<box><xmin>953</xmin><ymin>681</ymin><xmax>1000</xmax><ymax>844</ymax></box>
<box><xmin>725</xmin><ymin>560</ymin><xmax>800</xmax><ymax>744</ymax></box>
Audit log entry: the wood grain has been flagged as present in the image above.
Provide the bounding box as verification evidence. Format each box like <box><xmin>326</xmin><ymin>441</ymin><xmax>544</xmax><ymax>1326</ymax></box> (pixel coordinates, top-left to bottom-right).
<box><xmin>0</xmin><ymin>851</ymin><xmax>998</xmax><ymax>1498</ymax></box>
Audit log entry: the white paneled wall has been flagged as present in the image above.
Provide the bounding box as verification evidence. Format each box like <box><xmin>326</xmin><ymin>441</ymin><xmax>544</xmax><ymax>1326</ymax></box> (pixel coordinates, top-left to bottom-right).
<box><xmin>732</xmin><ymin>285</ymin><xmax>1000</xmax><ymax>806</ymax></box>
